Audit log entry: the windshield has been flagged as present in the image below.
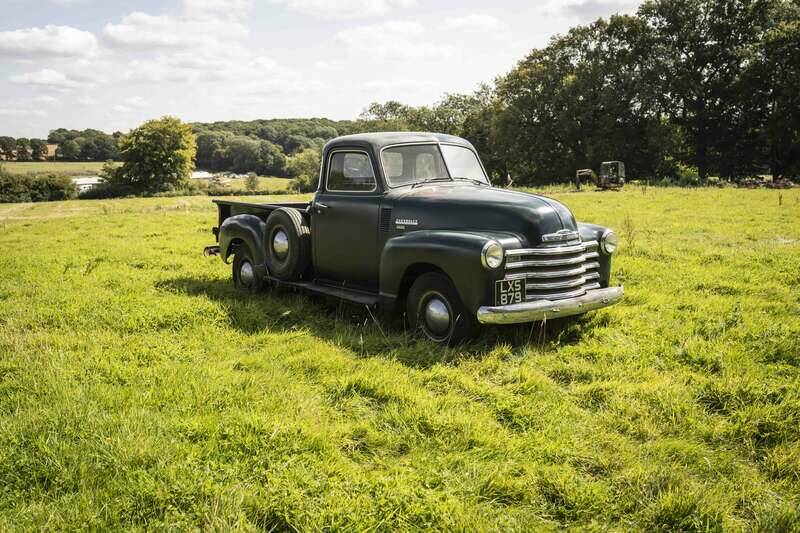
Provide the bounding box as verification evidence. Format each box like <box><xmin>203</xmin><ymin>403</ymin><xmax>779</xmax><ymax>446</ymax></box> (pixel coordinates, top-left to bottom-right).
<box><xmin>440</xmin><ymin>144</ymin><xmax>489</xmax><ymax>184</ymax></box>
<box><xmin>381</xmin><ymin>143</ymin><xmax>488</xmax><ymax>187</ymax></box>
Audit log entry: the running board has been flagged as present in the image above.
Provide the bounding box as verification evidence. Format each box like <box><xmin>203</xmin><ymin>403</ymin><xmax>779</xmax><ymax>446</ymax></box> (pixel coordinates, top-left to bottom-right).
<box><xmin>268</xmin><ymin>277</ymin><xmax>379</xmax><ymax>306</ymax></box>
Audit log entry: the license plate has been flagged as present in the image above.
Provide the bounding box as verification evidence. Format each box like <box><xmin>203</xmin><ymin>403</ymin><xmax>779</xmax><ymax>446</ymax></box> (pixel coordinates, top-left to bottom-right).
<box><xmin>495</xmin><ymin>278</ymin><xmax>525</xmax><ymax>306</ymax></box>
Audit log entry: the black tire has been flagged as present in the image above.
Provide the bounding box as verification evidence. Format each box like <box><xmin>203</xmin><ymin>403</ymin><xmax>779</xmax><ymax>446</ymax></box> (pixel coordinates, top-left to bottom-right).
<box><xmin>406</xmin><ymin>272</ymin><xmax>477</xmax><ymax>344</ymax></box>
<box><xmin>232</xmin><ymin>243</ymin><xmax>264</xmax><ymax>293</ymax></box>
<box><xmin>264</xmin><ymin>208</ymin><xmax>311</xmax><ymax>281</ymax></box>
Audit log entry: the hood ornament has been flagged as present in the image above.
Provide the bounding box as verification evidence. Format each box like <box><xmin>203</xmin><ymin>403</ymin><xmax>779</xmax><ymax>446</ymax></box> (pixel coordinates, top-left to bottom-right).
<box><xmin>542</xmin><ymin>229</ymin><xmax>580</xmax><ymax>243</ymax></box>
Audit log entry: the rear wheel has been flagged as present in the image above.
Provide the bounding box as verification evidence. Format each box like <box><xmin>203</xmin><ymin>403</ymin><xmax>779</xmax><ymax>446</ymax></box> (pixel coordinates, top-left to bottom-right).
<box><xmin>232</xmin><ymin>244</ymin><xmax>264</xmax><ymax>293</ymax></box>
<box><xmin>406</xmin><ymin>272</ymin><xmax>476</xmax><ymax>344</ymax></box>
<box><xmin>265</xmin><ymin>208</ymin><xmax>311</xmax><ymax>281</ymax></box>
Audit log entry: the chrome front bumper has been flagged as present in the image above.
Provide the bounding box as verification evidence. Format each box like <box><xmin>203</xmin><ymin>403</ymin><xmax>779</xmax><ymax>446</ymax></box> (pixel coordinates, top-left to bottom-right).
<box><xmin>476</xmin><ymin>286</ymin><xmax>624</xmax><ymax>325</ymax></box>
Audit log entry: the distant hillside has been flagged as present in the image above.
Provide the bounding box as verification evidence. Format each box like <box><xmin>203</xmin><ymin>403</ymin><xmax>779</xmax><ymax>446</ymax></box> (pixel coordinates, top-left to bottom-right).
<box><xmin>190</xmin><ymin>117</ymin><xmax>371</xmax><ymax>175</ymax></box>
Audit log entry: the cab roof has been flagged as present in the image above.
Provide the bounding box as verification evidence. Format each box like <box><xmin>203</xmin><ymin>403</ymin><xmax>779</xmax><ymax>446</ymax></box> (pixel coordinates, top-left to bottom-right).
<box><xmin>324</xmin><ymin>132</ymin><xmax>474</xmax><ymax>153</ymax></box>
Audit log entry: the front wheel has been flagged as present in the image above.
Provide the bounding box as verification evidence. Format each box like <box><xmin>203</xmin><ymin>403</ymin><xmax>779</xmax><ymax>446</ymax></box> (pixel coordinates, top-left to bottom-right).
<box><xmin>406</xmin><ymin>272</ymin><xmax>477</xmax><ymax>344</ymax></box>
<box><xmin>232</xmin><ymin>244</ymin><xmax>264</xmax><ymax>293</ymax></box>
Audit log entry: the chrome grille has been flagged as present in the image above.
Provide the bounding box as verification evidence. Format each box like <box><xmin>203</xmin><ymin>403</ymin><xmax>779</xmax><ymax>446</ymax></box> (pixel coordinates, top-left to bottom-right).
<box><xmin>504</xmin><ymin>239</ymin><xmax>601</xmax><ymax>301</ymax></box>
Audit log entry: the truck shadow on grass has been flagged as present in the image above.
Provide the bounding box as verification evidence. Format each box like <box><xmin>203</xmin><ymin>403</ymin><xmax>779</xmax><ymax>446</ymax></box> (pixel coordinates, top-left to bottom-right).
<box><xmin>157</xmin><ymin>276</ymin><xmax>595</xmax><ymax>367</ymax></box>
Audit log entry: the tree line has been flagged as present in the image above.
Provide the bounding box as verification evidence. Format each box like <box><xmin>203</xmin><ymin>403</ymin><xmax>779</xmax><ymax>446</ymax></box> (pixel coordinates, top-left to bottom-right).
<box><xmin>191</xmin><ymin>118</ymin><xmax>363</xmax><ymax>176</ymax></box>
<box><xmin>358</xmin><ymin>0</ymin><xmax>799</xmax><ymax>184</ymax></box>
<box><xmin>0</xmin><ymin>137</ymin><xmax>52</xmax><ymax>161</ymax></box>
<box><xmin>3</xmin><ymin>0</ymin><xmax>796</xmax><ymax>187</ymax></box>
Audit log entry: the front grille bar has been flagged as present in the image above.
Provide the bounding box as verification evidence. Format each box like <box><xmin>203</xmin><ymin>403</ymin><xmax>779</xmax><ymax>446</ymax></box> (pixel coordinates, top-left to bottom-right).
<box><xmin>526</xmin><ymin>276</ymin><xmax>587</xmax><ymax>290</ymax></box>
<box><xmin>504</xmin><ymin>265</ymin><xmax>589</xmax><ymax>280</ymax></box>
<box><xmin>506</xmin><ymin>243</ymin><xmax>587</xmax><ymax>256</ymax></box>
<box><xmin>506</xmin><ymin>254</ymin><xmax>588</xmax><ymax>268</ymax></box>
<box><xmin>503</xmin><ymin>239</ymin><xmax>603</xmax><ymax>302</ymax></box>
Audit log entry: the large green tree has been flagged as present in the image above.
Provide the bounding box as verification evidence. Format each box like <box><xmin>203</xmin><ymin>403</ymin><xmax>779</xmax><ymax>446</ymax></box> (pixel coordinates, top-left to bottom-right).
<box><xmin>287</xmin><ymin>148</ymin><xmax>321</xmax><ymax>192</ymax></box>
<box><xmin>495</xmin><ymin>15</ymin><xmax>669</xmax><ymax>184</ymax></box>
<box><xmin>46</xmin><ymin>128</ymin><xmax>120</xmax><ymax>162</ymax></box>
<box><xmin>639</xmin><ymin>0</ymin><xmax>776</xmax><ymax>179</ymax></box>
<box><xmin>115</xmin><ymin>117</ymin><xmax>196</xmax><ymax>192</ymax></box>
<box><xmin>195</xmin><ymin>130</ymin><xmax>229</xmax><ymax>170</ymax></box>
<box><xmin>0</xmin><ymin>137</ymin><xmax>15</xmax><ymax>159</ymax></box>
<box><xmin>30</xmin><ymin>139</ymin><xmax>48</xmax><ymax>160</ymax></box>
<box><xmin>57</xmin><ymin>140</ymin><xmax>80</xmax><ymax>161</ymax></box>
<box><xmin>15</xmin><ymin>138</ymin><xmax>31</xmax><ymax>161</ymax></box>
<box><xmin>758</xmin><ymin>0</ymin><xmax>800</xmax><ymax>177</ymax></box>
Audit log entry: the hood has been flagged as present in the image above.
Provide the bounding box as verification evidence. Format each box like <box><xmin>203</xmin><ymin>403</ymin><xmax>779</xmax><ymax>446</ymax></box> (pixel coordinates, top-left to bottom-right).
<box><xmin>385</xmin><ymin>183</ymin><xmax>577</xmax><ymax>246</ymax></box>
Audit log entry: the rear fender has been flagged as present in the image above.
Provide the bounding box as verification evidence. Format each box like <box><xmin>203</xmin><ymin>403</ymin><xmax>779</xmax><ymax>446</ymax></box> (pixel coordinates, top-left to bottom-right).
<box><xmin>219</xmin><ymin>214</ymin><xmax>268</xmax><ymax>274</ymax></box>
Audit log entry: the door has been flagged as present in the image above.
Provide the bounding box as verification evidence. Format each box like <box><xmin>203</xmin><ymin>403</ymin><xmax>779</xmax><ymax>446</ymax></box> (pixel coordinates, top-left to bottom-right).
<box><xmin>313</xmin><ymin>149</ymin><xmax>381</xmax><ymax>290</ymax></box>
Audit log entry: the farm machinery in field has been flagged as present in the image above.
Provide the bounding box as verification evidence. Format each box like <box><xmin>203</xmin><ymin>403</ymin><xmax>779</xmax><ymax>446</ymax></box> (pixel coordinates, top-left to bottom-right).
<box><xmin>575</xmin><ymin>161</ymin><xmax>626</xmax><ymax>191</ymax></box>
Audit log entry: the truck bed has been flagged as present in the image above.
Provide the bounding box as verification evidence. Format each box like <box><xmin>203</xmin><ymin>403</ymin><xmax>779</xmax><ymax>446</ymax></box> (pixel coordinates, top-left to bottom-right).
<box><xmin>213</xmin><ymin>199</ymin><xmax>311</xmax><ymax>227</ymax></box>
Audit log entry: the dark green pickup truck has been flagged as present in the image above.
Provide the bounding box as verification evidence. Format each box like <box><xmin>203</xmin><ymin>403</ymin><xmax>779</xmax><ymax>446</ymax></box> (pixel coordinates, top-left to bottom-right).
<box><xmin>205</xmin><ymin>132</ymin><xmax>623</xmax><ymax>343</ymax></box>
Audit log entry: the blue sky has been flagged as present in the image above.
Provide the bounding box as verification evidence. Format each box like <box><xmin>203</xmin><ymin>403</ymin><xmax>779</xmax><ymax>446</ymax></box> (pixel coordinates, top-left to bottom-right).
<box><xmin>0</xmin><ymin>0</ymin><xmax>640</xmax><ymax>138</ymax></box>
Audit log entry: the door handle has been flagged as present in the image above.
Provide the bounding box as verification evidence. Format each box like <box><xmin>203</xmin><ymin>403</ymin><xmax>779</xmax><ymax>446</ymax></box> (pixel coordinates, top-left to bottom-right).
<box><xmin>315</xmin><ymin>202</ymin><xmax>329</xmax><ymax>212</ymax></box>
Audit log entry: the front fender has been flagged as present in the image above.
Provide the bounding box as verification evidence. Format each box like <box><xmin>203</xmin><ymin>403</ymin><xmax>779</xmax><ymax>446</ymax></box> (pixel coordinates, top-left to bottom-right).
<box><xmin>578</xmin><ymin>222</ymin><xmax>612</xmax><ymax>287</ymax></box>
<box><xmin>380</xmin><ymin>230</ymin><xmax>520</xmax><ymax>314</ymax></box>
<box><xmin>219</xmin><ymin>214</ymin><xmax>268</xmax><ymax>272</ymax></box>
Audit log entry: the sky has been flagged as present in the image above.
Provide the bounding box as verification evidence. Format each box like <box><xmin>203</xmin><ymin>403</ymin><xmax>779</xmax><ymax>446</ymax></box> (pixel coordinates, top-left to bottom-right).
<box><xmin>0</xmin><ymin>0</ymin><xmax>641</xmax><ymax>138</ymax></box>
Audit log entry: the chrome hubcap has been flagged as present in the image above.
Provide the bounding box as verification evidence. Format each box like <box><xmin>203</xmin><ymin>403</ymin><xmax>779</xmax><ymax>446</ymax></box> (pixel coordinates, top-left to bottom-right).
<box><xmin>424</xmin><ymin>297</ymin><xmax>451</xmax><ymax>336</ymax></box>
<box><xmin>239</xmin><ymin>261</ymin><xmax>255</xmax><ymax>287</ymax></box>
<box><xmin>273</xmin><ymin>230</ymin><xmax>289</xmax><ymax>259</ymax></box>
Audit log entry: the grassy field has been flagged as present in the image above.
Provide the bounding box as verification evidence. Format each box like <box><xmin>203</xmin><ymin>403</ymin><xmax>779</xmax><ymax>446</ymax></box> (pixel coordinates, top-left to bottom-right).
<box><xmin>0</xmin><ymin>188</ymin><xmax>798</xmax><ymax>530</ymax></box>
<box><xmin>1</xmin><ymin>161</ymin><xmax>112</xmax><ymax>177</ymax></box>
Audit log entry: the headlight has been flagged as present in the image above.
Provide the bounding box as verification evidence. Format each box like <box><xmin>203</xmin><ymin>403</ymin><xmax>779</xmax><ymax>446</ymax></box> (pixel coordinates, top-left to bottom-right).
<box><xmin>601</xmin><ymin>230</ymin><xmax>618</xmax><ymax>255</ymax></box>
<box><xmin>481</xmin><ymin>241</ymin><xmax>504</xmax><ymax>269</ymax></box>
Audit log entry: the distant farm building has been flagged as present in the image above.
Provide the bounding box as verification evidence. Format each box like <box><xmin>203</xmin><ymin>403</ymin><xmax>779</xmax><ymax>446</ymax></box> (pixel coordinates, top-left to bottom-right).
<box><xmin>72</xmin><ymin>176</ymin><xmax>103</xmax><ymax>192</ymax></box>
<box><xmin>191</xmin><ymin>171</ymin><xmax>215</xmax><ymax>180</ymax></box>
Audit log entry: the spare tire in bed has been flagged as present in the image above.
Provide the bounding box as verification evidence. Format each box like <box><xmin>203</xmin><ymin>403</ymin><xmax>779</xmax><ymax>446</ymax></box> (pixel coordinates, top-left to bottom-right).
<box><xmin>264</xmin><ymin>207</ymin><xmax>311</xmax><ymax>281</ymax></box>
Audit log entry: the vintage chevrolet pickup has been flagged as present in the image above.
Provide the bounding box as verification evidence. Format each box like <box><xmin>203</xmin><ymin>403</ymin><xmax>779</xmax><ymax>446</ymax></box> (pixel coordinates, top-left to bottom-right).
<box><xmin>205</xmin><ymin>132</ymin><xmax>623</xmax><ymax>343</ymax></box>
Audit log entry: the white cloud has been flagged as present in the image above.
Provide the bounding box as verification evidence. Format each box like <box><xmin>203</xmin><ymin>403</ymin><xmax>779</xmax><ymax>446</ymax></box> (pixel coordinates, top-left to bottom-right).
<box><xmin>123</xmin><ymin>50</ymin><xmax>287</xmax><ymax>85</ymax></box>
<box><xmin>35</xmin><ymin>95</ymin><xmax>59</xmax><ymax>104</ymax></box>
<box><xmin>183</xmin><ymin>0</ymin><xmax>253</xmax><ymax>18</ymax></box>
<box><xmin>540</xmin><ymin>0</ymin><xmax>640</xmax><ymax>21</ymax></box>
<box><xmin>337</xmin><ymin>21</ymin><xmax>454</xmax><ymax>60</ymax></box>
<box><xmin>124</xmin><ymin>96</ymin><xmax>149</xmax><ymax>108</ymax></box>
<box><xmin>443</xmin><ymin>14</ymin><xmax>502</xmax><ymax>32</ymax></box>
<box><xmin>103</xmin><ymin>12</ymin><xmax>185</xmax><ymax>48</ymax></box>
<box><xmin>0</xmin><ymin>25</ymin><xmax>99</xmax><ymax>58</ymax></box>
<box><xmin>0</xmin><ymin>110</ymin><xmax>48</xmax><ymax>118</ymax></box>
<box><xmin>76</xmin><ymin>95</ymin><xmax>96</xmax><ymax>106</ymax></box>
<box><xmin>358</xmin><ymin>79</ymin><xmax>441</xmax><ymax>101</ymax></box>
<box><xmin>111</xmin><ymin>96</ymin><xmax>150</xmax><ymax>112</ymax></box>
<box><xmin>103</xmin><ymin>12</ymin><xmax>247</xmax><ymax>49</ymax></box>
<box><xmin>272</xmin><ymin>0</ymin><xmax>415</xmax><ymax>19</ymax></box>
<box><xmin>10</xmin><ymin>69</ymin><xmax>89</xmax><ymax>89</ymax></box>
<box><xmin>102</xmin><ymin>1</ymin><xmax>249</xmax><ymax>50</ymax></box>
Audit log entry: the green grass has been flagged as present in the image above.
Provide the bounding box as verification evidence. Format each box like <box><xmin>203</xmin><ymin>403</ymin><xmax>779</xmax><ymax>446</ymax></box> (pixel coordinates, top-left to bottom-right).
<box><xmin>1</xmin><ymin>188</ymin><xmax>799</xmax><ymax>530</ymax></box>
<box><xmin>1</xmin><ymin>161</ymin><xmax>113</xmax><ymax>177</ymax></box>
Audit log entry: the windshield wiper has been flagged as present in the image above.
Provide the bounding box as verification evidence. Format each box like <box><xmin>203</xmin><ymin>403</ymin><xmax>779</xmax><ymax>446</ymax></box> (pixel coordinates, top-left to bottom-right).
<box><xmin>411</xmin><ymin>177</ymin><xmax>451</xmax><ymax>189</ymax></box>
<box><xmin>452</xmin><ymin>176</ymin><xmax>489</xmax><ymax>187</ymax></box>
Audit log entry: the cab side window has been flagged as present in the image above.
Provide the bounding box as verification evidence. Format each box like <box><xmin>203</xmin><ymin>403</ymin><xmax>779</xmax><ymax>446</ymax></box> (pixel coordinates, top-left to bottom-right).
<box><xmin>327</xmin><ymin>152</ymin><xmax>376</xmax><ymax>192</ymax></box>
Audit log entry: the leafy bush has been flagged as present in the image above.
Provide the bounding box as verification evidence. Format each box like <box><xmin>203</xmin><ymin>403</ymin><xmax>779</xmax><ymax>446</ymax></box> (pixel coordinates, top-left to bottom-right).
<box><xmin>287</xmin><ymin>149</ymin><xmax>320</xmax><ymax>192</ymax></box>
<box><xmin>289</xmin><ymin>174</ymin><xmax>318</xmax><ymax>193</ymax></box>
<box><xmin>0</xmin><ymin>166</ymin><xmax>77</xmax><ymax>203</ymax></box>
<box><xmin>114</xmin><ymin>116</ymin><xmax>197</xmax><ymax>193</ymax></box>
<box><xmin>78</xmin><ymin>183</ymin><xmax>136</xmax><ymax>199</ymax></box>
<box><xmin>675</xmin><ymin>162</ymin><xmax>700</xmax><ymax>180</ymax></box>
<box><xmin>205</xmin><ymin>185</ymin><xmax>294</xmax><ymax>196</ymax></box>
